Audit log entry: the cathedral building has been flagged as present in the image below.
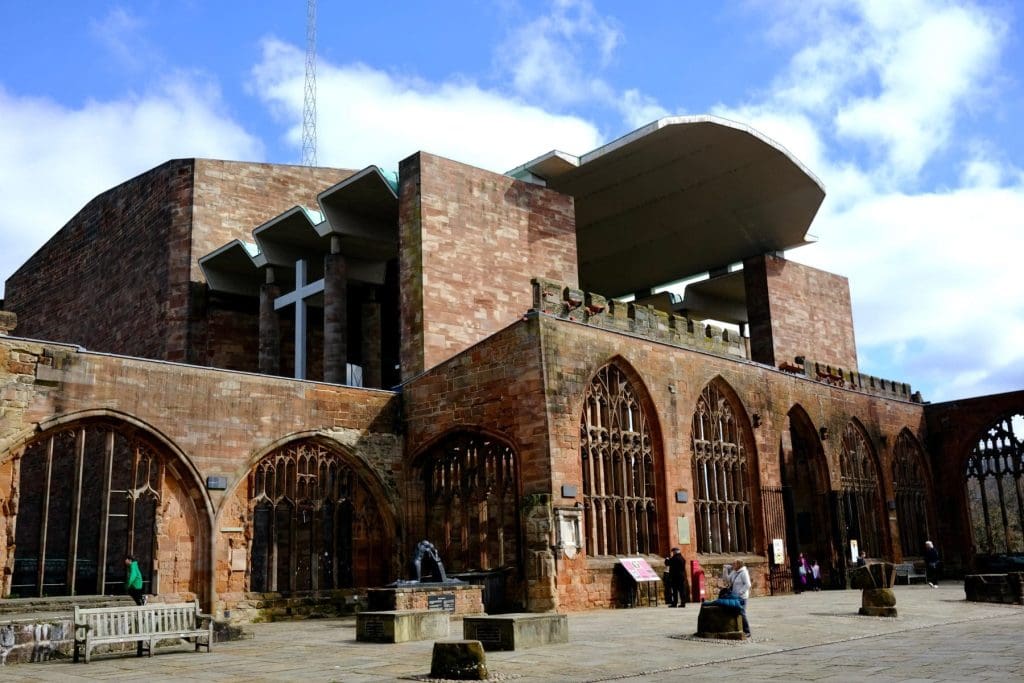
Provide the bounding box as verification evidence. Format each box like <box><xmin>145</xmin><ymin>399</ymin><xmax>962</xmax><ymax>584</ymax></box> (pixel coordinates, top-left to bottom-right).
<box><xmin>0</xmin><ymin>116</ymin><xmax>1021</xmax><ymax>618</ymax></box>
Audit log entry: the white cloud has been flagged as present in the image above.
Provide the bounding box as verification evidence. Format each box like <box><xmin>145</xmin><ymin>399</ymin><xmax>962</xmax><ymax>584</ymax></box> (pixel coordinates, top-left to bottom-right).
<box><xmin>0</xmin><ymin>77</ymin><xmax>263</xmax><ymax>297</ymax></box>
<box><xmin>89</xmin><ymin>7</ymin><xmax>149</xmax><ymax>70</ymax></box>
<box><xmin>498</xmin><ymin>0</ymin><xmax>622</xmax><ymax>107</ymax></box>
<box><xmin>710</xmin><ymin>0</ymin><xmax>1023</xmax><ymax>401</ymax></box>
<box><xmin>250</xmin><ymin>39</ymin><xmax>604</xmax><ymax>173</ymax></box>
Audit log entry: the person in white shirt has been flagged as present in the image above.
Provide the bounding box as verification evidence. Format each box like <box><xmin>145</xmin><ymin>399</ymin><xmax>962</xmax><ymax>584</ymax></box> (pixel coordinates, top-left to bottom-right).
<box><xmin>723</xmin><ymin>559</ymin><xmax>752</xmax><ymax>636</ymax></box>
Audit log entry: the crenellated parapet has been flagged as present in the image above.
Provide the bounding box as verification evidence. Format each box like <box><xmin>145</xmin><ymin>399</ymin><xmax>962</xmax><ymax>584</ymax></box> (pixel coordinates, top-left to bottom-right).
<box><xmin>780</xmin><ymin>356</ymin><xmax>922</xmax><ymax>403</ymax></box>
<box><xmin>531</xmin><ymin>277</ymin><xmax>747</xmax><ymax>360</ymax></box>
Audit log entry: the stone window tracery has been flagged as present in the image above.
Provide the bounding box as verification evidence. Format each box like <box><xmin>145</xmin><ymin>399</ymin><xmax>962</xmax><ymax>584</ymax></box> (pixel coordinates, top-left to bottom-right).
<box><xmin>691</xmin><ymin>382</ymin><xmax>753</xmax><ymax>554</ymax></box>
<box><xmin>580</xmin><ymin>364</ymin><xmax>657</xmax><ymax>556</ymax></box>
<box><xmin>965</xmin><ymin>413</ymin><xmax>1024</xmax><ymax>555</ymax></box>
<box><xmin>247</xmin><ymin>440</ymin><xmax>386</xmax><ymax>593</ymax></box>
<box><xmin>893</xmin><ymin>431</ymin><xmax>930</xmax><ymax>557</ymax></box>
<box><xmin>11</xmin><ymin>423</ymin><xmax>164</xmax><ymax>598</ymax></box>
<box><xmin>420</xmin><ymin>433</ymin><xmax>518</xmax><ymax>572</ymax></box>
<box><xmin>839</xmin><ymin>422</ymin><xmax>883</xmax><ymax>558</ymax></box>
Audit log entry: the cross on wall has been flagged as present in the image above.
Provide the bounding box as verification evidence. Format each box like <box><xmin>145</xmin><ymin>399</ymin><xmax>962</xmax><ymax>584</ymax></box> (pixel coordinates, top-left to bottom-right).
<box><xmin>273</xmin><ymin>259</ymin><xmax>324</xmax><ymax>380</ymax></box>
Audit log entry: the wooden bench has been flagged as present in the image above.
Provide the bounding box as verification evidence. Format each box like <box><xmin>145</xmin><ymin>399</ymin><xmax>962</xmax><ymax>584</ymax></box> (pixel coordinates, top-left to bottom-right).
<box><xmin>895</xmin><ymin>562</ymin><xmax>927</xmax><ymax>585</ymax></box>
<box><xmin>73</xmin><ymin>600</ymin><xmax>213</xmax><ymax>663</ymax></box>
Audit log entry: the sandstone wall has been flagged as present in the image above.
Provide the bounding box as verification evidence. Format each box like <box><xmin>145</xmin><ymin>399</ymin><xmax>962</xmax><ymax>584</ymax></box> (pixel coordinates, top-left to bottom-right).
<box><xmin>398</xmin><ymin>152</ymin><xmax>577</xmax><ymax>380</ymax></box>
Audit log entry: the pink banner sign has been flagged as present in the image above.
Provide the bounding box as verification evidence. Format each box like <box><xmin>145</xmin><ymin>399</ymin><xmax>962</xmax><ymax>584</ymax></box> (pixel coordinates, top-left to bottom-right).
<box><xmin>618</xmin><ymin>557</ymin><xmax>661</xmax><ymax>582</ymax></box>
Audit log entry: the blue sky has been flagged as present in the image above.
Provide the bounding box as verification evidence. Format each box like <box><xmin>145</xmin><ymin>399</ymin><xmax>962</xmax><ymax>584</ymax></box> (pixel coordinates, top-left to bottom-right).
<box><xmin>1</xmin><ymin>0</ymin><xmax>1022</xmax><ymax>403</ymax></box>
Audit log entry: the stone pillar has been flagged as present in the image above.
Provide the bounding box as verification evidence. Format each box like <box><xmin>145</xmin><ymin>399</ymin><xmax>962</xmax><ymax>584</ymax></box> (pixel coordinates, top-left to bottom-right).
<box><xmin>323</xmin><ymin>244</ymin><xmax>348</xmax><ymax>384</ymax></box>
<box><xmin>258</xmin><ymin>276</ymin><xmax>281</xmax><ymax>376</ymax></box>
<box><xmin>361</xmin><ymin>289</ymin><xmax>382</xmax><ymax>389</ymax></box>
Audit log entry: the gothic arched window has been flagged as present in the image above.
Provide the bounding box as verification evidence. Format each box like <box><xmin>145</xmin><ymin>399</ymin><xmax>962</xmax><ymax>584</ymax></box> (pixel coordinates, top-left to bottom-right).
<box><xmin>691</xmin><ymin>382</ymin><xmax>753</xmax><ymax>554</ymax></box>
<box><xmin>580</xmin><ymin>364</ymin><xmax>657</xmax><ymax>556</ymax></box>
<box><xmin>965</xmin><ymin>413</ymin><xmax>1024</xmax><ymax>555</ymax></box>
<box><xmin>893</xmin><ymin>431</ymin><xmax>930</xmax><ymax>557</ymax></box>
<box><xmin>840</xmin><ymin>422</ymin><xmax>883</xmax><ymax>558</ymax></box>
<box><xmin>248</xmin><ymin>440</ymin><xmax>387</xmax><ymax>593</ymax></box>
<box><xmin>420</xmin><ymin>433</ymin><xmax>518</xmax><ymax>572</ymax></box>
<box><xmin>12</xmin><ymin>422</ymin><xmax>165</xmax><ymax>598</ymax></box>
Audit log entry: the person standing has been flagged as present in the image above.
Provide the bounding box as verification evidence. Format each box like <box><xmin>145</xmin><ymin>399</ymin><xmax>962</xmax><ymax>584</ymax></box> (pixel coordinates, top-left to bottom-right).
<box><xmin>124</xmin><ymin>555</ymin><xmax>146</xmax><ymax>606</ymax></box>
<box><xmin>924</xmin><ymin>541</ymin><xmax>941</xmax><ymax>588</ymax></box>
<box><xmin>664</xmin><ymin>547</ymin><xmax>688</xmax><ymax>607</ymax></box>
<box><xmin>723</xmin><ymin>559</ymin><xmax>752</xmax><ymax>637</ymax></box>
<box><xmin>796</xmin><ymin>552</ymin><xmax>811</xmax><ymax>592</ymax></box>
<box><xmin>810</xmin><ymin>559</ymin><xmax>821</xmax><ymax>590</ymax></box>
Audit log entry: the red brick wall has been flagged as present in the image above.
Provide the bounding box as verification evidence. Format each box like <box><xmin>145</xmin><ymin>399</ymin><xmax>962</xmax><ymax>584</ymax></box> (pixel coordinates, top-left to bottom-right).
<box><xmin>403</xmin><ymin>312</ymin><xmax>927</xmax><ymax>610</ymax></box>
<box><xmin>4</xmin><ymin>160</ymin><xmax>194</xmax><ymax>359</ymax></box>
<box><xmin>744</xmin><ymin>254</ymin><xmax>859</xmax><ymax>370</ymax></box>
<box><xmin>0</xmin><ymin>336</ymin><xmax>402</xmax><ymax>613</ymax></box>
<box><xmin>4</xmin><ymin>159</ymin><xmax>352</xmax><ymax>366</ymax></box>
<box><xmin>398</xmin><ymin>152</ymin><xmax>577</xmax><ymax>379</ymax></box>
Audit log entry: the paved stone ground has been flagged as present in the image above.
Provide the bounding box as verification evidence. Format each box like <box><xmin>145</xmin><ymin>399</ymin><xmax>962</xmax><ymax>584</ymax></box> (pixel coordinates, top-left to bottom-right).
<box><xmin>5</xmin><ymin>584</ymin><xmax>1021</xmax><ymax>682</ymax></box>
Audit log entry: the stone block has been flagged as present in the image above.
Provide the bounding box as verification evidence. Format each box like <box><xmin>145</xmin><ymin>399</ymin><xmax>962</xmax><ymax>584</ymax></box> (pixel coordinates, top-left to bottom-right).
<box><xmin>695</xmin><ymin>604</ymin><xmax>745</xmax><ymax>640</ymax></box>
<box><xmin>430</xmin><ymin>640</ymin><xmax>488</xmax><ymax>680</ymax></box>
<box><xmin>356</xmin><ymin>609</ymin><xmax>450</xmax><ymax>643</ymax></box>
<box><xmin>462</xmin><ymin>613</ymin><xmax>568</xmax><ymax>651</ymax></box>
<box><xmin>859</xmin><ymin>587</ymin><xmax>897</xmax><ymax>617</ymax></box>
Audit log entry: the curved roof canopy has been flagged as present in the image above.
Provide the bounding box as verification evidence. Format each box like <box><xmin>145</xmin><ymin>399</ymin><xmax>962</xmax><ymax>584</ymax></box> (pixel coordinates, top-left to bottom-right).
<box><xmin>510</xmin><ymin>116</ymin><xmax>825</xmax><ymax>298</ymax></box>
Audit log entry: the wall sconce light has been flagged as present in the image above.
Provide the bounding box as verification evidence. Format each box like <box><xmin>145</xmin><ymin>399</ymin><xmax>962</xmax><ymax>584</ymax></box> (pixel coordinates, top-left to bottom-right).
<box><xmin>887</xmin><ymin>500</ymin><xmax>897</xmax><ymax>511</ymax></box>
<box><xmin>752</xmin><ymin>413</ymin><xmax>762</xmax><ymax>428</ymax></box>
<box><xmin>819</xmin><ymin>426</ymin><xmax>829</xmax><ymax>441</ymax></box>
<box><xmin>675</xmin><ymin>490</ymin><xmax>688</xmax><ymax>503</ymax></box>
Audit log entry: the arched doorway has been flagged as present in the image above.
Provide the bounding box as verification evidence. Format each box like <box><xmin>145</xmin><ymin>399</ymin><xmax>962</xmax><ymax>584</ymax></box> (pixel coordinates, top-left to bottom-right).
<box><xmin>246</xmin><ymin>438</ymin><xmax>391</xmax><ymax>592</ymax></box>
<box><xmin>779</xmin><ymin>407</ymin><xmax>837</xmax><ymax>589</ymax></box>
<box><xmin>838</xmin><ymin>420</ymin><xmax>886</xmax><ymax>567</ymax></box>
<box><xmin>6</xmin><ymin>419</ymin><xmax>206</xmax><ymax>600</ymax></box>
<box><xmin>893</xmin><ymin>430</ymin><xmax>931</xmax><ymax>559</ymax></box>
<box><xmin>411</xmin><ymin>431</ymin><xmax>520</xmax><ymax>612</ymax></box>
<box><xmin>964</xmin><ymin>413</ymin><xmax>1024</xmax><ymax>560</ymax></box>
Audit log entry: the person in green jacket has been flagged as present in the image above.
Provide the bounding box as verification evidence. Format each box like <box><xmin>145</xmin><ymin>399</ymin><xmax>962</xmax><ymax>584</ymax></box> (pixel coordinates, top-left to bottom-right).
<box><xmin>124</xmin><ymin>555</ymin><xmax>146</xmax><ymax>605</ymax></box>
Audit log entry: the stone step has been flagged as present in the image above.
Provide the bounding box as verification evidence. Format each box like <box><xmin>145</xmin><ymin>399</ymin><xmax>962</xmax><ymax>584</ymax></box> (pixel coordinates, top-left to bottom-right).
<box><xmin>0</xmin><ymin>594</ymin><xmax>134</xmax><ymax>617</ymax></box>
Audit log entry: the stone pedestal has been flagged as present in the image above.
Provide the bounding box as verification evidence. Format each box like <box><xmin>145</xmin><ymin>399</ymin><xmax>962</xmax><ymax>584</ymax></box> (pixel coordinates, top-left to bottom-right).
<box><xmin>696</xmin><ymin>604</ymin><xmax>745</xmax><ymax>640</ymax></box>
<box><xmin>368</xmin><ymin>584</ymin><xmax>484</xmax><ymax>616</ymax></box>
<box><xmin>356</xmin><ymin>609</ymin><xmax>450</xmax><ymax>643</ymax></box>
<box><xmin>859</xmin><ymin>588</ymin><xmax>897</xmax><ymax>617</ymax></box>
<box><xmin>462</xmin><ymin>613</ymin><xmax>568</xmax><ymax>651</ymax></box>
<box><xmin>430</xmin><ymin>640</ymin><xmax>489</xmax><ymax>680</ymax></box>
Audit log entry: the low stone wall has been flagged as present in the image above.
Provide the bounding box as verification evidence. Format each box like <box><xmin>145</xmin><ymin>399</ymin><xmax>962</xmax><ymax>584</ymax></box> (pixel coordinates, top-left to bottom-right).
<box><xmin>220</xmin><ymin>589</ymin><xmax>367</xmax><ymax>623</ymax></box>
<box><xmin>964</xmin><ymin>573</ymin><xmax>1024</xmax><ymax>605</ymax></box>
<box><xmin>0</xmin><ymin>616</ymin><xmax>74</xmax><ymax>665</ymax></box>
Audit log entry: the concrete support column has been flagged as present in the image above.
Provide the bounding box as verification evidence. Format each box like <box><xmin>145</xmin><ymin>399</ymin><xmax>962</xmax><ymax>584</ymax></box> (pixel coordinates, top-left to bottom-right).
<box><xmin>361</xmin><ymin>289</ymin><xmax>382</xmax><ymax>388</ymax></box>
<box><xmin>324</xmin><ymin>245</ymin><xmax>348</xmax><ymax>384</ymax></box>
<box><xmin>258</xmin><ymin>276</ymin><xmax>282</xmax><ymax>375</ymax></box>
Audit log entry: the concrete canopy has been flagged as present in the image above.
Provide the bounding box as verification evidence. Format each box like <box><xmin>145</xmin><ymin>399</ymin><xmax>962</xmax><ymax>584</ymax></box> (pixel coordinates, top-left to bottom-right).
<box><xmin>511</xmin><ymin>116</ymin><xmax>825</xmax><ymax>298</ymax></box>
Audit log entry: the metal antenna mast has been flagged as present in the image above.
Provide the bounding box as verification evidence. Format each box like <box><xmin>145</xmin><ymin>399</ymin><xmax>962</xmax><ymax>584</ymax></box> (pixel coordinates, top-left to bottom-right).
<box><xmin>301</xmin><ymin>0</ymin><xmax>318</xmax><ymax>166</ymax></box>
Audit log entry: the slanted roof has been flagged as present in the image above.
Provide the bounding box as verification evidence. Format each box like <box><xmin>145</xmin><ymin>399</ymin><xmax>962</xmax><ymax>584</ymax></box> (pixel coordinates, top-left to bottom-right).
<box><xmin>510</xmin><ymin>116</ymin><xmax>825</xmax><ymax>298</ymax></box>
<box><xmin>199</xmin><ymin>166</ymin><xmax>399</xmax><ymax>297</ymax></box>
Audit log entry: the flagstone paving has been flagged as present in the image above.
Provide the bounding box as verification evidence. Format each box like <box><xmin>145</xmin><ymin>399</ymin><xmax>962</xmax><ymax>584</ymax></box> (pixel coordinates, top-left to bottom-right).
<box><xmin>5</xmin><ymin>583</ymin><xmax>1021</xmax><ymax>682</ymax></box>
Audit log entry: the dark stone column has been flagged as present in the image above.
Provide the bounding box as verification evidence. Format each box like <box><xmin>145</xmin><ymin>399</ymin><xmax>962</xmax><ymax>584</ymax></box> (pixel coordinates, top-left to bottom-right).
<box><xmin>258</xmin><ymin>279</ymin><xmax>282</xmax><ymax>375</ymax></box>
<box><xmin>324</xmin><ymin>248</ymin><xmax>348</xmax><ymax>384</ymax></box>
<box><xmin>361</xmin><ymin>288</ymin><xmax>382</xmax><ymax>389</ymax></box>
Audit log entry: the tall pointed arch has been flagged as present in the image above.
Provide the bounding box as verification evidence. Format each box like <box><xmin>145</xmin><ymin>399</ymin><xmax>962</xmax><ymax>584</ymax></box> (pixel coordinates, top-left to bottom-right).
<box><xmin>892</xmin><ymin>429</ymin><xmax>931</xmax><ymax>557</ymax></box>
<box><xmin>839</xmin><ymin>420</ymin><xmax>885</xmax><ymax>558</ymax></box>
<box><xmin>246</xmin><ymin>437</ymin><xmax>392</xmax><ymax>592</ymax></box>
<box><xmin>964</xmin><ymin>412</ymin><xmax>1024</xmax><ymax>555</ymax></box>
<box><xmin>412</xmin><ymin>429</ymin><xmax>520</xmax><ymax>574</ymax></box>
<box><xmin>7</xmin><ymin>417</ymin><xmax>207</xmax><ymax>600</ymax></box>
<box><xmin>579</xmin><ymin>361</ymin><xmax>659</xmax><ymax>556</ymax></box>
<box><xmin>691</xmin><ymin>378</ymin><xmax>756</xmax><ymax>554</ymax></box>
